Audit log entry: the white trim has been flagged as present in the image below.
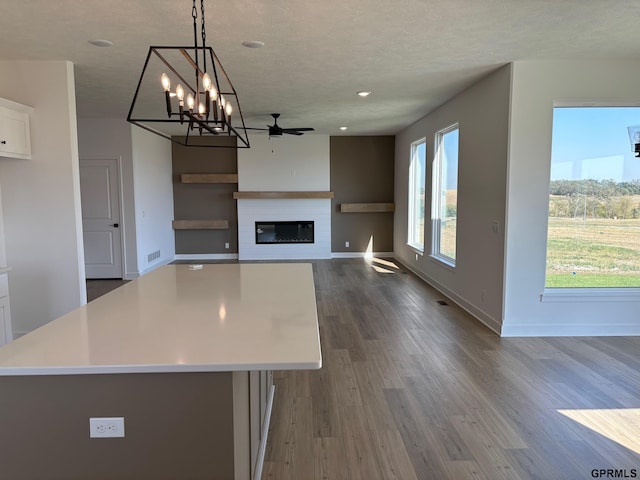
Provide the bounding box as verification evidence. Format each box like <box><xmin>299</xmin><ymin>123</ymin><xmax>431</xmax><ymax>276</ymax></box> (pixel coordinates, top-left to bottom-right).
<box><xmin>174</xmin><ymin>254</ymin><xmax>239</xmax><ymax>261</ymax></box>
<box><xmin>407</xmin><ymin>137</ymin><xmax>427</xmax><ymax>251</ymax></box>
<box><xmin>399</xmin><ymin>260</ymin><xmax>502</xmax><ymax>335</ymax></box>
<box><xmin>429</xmin><ymin>254</ymin><xmax>455</xmax><ymax>271</ymax></box>
<box><xmin>431</xmin><ymin>123</ymin><xmax>459</xmax><ymax>266</ymax></box>
<box><xmin>501</xmin><ymin>323</ymin><xmax>640</xmax><ymax>337</ymax></box>
<box><xmin>253</xmin><ymin>384</ymin><xmax>275</xmax><ymax>480</ymax></box>
<box><xmin>136</xmin><ymin>255</ymin><xmax>174</xmax><ymax>277</ymax></box>
<box><xmin>541</xmin><ymin>287</ymin><xmax>640</xmax><ymax>303</ymax></box>
<box><xmin>331</xmin><ymin>251</ymin><xmax>395</xmax><ymax>259</ymax></box>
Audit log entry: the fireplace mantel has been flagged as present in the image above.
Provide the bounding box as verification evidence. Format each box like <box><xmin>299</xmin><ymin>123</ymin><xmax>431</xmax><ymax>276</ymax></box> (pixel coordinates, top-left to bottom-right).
<box><xmin>233</xmin><ymin>191</ymin><xmax>334</xmax><ymax>199</ymax></box>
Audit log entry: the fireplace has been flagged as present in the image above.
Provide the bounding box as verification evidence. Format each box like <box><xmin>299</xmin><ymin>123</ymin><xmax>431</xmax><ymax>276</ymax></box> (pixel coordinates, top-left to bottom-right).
<box><xmin>255</xmin><ymin>221</ymin><xmax>314</xmax><ymax>244</ymax></box>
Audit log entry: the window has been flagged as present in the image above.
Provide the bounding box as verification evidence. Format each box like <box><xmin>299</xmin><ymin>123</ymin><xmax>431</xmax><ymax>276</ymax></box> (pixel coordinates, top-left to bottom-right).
<box><xmin>408</xmin><ymin>138</ymin><xmax>426</xmax><ymax>251</ymax></box>
<box><xmin>546</xmin><ymin>106</ymin><xmax>640</xmax><ymax>288</ymax></box>
<box><xmin>432</xmin><ymin>124</ymin><xmax>459</xmax><ymax>265</ymax></box>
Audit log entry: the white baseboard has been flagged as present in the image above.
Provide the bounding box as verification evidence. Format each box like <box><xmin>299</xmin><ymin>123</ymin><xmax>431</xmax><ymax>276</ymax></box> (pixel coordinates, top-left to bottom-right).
<box><xmin>501</xmin><ymin>323</ymin><xmax>640</xmax><ymax>337</ymax></box>
<box><xmin>398</xmin><ymin>260</ymin><xmax>502</xmax><ymax>336</ymax></box>
<box><xmin>331</xmin><ymin>251</ymin><xmax>395</xmax><ymax>258</ymax></box>
<box><xmin>174</xmin><ymin>254</ymin><xmax>239</xmax><ymax>261</ymax></box>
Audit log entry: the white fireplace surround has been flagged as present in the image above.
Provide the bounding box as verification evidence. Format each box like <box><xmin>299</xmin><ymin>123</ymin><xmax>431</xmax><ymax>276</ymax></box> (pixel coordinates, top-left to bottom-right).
<box><xmin>237</xmin><ymin>198</ymin><xmax>331</xmax><ymax>260</ymax></box>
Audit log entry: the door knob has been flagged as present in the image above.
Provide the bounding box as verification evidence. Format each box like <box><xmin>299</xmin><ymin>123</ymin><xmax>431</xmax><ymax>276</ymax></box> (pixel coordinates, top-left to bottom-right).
<box><xmin>110</xmin><ymin>223</ymin><xmax>119</xmax><ymax>228</ymax></box>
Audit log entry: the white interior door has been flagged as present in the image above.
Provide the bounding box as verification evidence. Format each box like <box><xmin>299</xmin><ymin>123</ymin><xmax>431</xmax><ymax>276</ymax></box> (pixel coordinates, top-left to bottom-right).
<box><xmin>80</xmin><ymin>158</ymin><xmax>123</xmax><ymax>279</ymax></box>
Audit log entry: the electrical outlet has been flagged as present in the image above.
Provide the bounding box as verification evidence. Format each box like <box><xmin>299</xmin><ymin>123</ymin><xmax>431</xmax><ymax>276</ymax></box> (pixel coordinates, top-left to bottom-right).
<box><xmin>90</xmin><ymin>417</ymin><xmax>125</xmax><ymax>438</ymax></box>
<box><xmin>224</xmin><ymin>242</ymin><xmax>230</xmax><ymax>249</ymax></box>
<box><xmin>345</xmin><ymin>241</ymin><xmax>350</xmax><ymax>248</ymax></box>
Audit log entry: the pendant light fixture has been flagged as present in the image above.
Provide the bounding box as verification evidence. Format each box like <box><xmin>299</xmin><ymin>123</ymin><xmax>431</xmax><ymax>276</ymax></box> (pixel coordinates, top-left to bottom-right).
<box><xmin>127</xmin><ymin>0</ymin><xmax>250</xmax><ymax>148</ymax></box>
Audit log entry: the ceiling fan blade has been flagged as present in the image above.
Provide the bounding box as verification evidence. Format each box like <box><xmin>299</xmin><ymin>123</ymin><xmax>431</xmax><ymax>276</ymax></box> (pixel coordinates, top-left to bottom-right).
<box><xmin>281</xmin><ymin>128</ymin><xmax>314</xmax><ymax>133</ymax></box>
<box><xmin>284</xmin><ymin>131</ymin><xmax>304</xmax><ymax>136</ymax></box>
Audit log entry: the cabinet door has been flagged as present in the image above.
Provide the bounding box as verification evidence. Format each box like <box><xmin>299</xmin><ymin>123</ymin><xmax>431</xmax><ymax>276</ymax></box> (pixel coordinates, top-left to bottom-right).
<box><xmin>0</xmin><ymin>106</ymin><xmax>31</xmax><ymax>159</ymax></box>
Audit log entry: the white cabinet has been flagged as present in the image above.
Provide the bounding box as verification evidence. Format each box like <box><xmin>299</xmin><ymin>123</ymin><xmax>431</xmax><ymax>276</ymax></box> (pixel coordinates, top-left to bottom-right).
<box><xmin>0</xmin><ymin>98</ymin><xmax>33</xmax><ymax>160</ymax></box>
<box><xmin>0</xmin><ymin>272</ymin><xmax>12</xmax><ymax>346</ymax></box>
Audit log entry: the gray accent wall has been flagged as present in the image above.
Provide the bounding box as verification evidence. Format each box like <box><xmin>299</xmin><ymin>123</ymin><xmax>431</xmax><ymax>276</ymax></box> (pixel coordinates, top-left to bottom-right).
<box><xmin>0</xmin><ymin>372</ymin><xmax>235</xmax><ymax>480</ymax></box>
<box><xmin>172</xmin><ymin>136</ymin><xmax>238</xmax><ymax>254</ymax></box>
<box><xmin>331</xmin><ymin>136</ymin><xmax>395</xmax><ymax>253</ymax></box>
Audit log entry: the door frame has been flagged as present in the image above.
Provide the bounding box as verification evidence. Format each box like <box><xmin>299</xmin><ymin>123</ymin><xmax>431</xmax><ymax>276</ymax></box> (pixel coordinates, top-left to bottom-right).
<box><xmin>79</xmin><ymin>156</ymin><xmax>126</xmax><ymax>280</ymax></box>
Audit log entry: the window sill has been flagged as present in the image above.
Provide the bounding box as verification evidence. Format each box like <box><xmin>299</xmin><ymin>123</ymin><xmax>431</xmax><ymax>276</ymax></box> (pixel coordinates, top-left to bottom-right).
<box><xmin>407</xmin><ymin>244</ymin><xmax>424</xmax><ymax>256</ymax></box>
<box><xmin>429</xmin><ymin>254</ymin><xmax>456</xmax><ymax>271</ymax></box>
<box><xmin>541</xmin><ymin>287</ymin><xmax>640</xmax><ymax>303</ymax></box>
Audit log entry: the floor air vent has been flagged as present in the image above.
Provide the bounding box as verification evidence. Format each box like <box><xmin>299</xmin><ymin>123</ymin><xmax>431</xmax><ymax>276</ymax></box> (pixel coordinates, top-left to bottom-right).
<box><xmin>147</xmin><ymin>250</ymin><xmax>161</xmax><ymax>262</ymax></box>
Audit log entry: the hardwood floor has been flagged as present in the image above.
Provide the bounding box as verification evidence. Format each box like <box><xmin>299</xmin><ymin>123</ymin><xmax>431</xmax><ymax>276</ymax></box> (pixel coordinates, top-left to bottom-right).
<box><xmin>262</xmin><ymin>258</ymin><xmax>640</xmax><ymax>480</ymax></box>
<box><xmin>86</xmin><ymin>278</ymin><xmax>129</xmax><ymax>302</ymax></box>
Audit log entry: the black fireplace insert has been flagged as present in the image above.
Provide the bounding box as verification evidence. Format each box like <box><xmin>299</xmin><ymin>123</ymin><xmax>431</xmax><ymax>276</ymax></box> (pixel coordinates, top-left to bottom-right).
<box><xmin>255</xmin><ymin>221</ymin><xmax>314</xmax><ymax>244</ymax></box>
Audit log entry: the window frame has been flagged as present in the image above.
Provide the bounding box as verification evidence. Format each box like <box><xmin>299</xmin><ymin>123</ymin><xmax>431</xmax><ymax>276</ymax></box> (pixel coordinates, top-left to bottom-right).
<box><xmin>431</xmin><ymin>123</ymin><xmax>459</xmax><ymax>267</ymax></box>
<box><xmin>543</xmin><ymin>104</ymin><xmax>640</xmax><ymax>294</ymax></box>
<box><xmin>407</xmin><ymin>137</ymin><xmax>427</xmax><ymax>253</ymax></box>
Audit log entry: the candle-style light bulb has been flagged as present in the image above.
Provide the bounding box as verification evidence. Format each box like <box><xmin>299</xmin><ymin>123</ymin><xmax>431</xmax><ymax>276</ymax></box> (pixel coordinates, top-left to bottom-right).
<box><xmin>161</xmin><ymin>73</ymin><xmax>171</xmax><ymax>92</ymax></box>
<box><xmin>225</xmin><ymin>103</ymin><xmax>233</xmax><ymax>129</ymax></box>
<box><xmin>176</xmin><ymin>84</ymin><xmax>185</xmax><ymax>103</ymax></box>
<box><xmin>202</xmin><ymin>73</ymin><xmax>212</xmax><ymax>91</ymax></box>
<box><xmin>198</xmin><ymin>103</ymin><xmax>206</xmax><ymax>116</ymax></box>
<box><xmin>187</xmin><ymin>94</ymin><xmax>195</xmax><ymax>111</ymax></box>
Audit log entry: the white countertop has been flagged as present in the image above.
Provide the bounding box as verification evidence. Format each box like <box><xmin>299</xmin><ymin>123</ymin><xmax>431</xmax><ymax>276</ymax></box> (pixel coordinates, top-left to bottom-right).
<box><xmin>0</xmin><ymin>263</ymin><xmax>322</xmax><ymax>375</ymax></box>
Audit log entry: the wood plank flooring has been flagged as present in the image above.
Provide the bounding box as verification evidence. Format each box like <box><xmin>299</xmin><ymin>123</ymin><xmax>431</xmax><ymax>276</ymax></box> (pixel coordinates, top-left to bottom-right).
<box><xmin>262</xmin><ymin>258</ymin><xmax>640</xmax><ymax>480</ymax></box>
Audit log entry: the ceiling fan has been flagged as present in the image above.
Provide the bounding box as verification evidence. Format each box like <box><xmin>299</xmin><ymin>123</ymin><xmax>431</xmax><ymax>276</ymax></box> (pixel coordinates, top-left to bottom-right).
<box><xmin>246</xmin><ymin>113</ymin><xmax>314</xmax><ymax>137</ymax></box>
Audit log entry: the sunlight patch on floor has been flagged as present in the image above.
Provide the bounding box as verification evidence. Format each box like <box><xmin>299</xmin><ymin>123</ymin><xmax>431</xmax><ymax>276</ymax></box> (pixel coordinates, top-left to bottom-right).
<box><xmin>367</xmin><ymin>256</ymin><xmax>401</xmax><ymax>274</ymax></box>
<box><xmin>558</xmin><ymin>408</ymin><xmax>640</xmax><ymax>454</ymax></box>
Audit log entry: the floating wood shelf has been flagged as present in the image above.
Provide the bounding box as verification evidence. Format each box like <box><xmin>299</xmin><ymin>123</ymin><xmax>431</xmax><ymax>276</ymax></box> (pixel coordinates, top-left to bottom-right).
<box><xmin>172</xmin><ymin>220</ymin><xmax>229</xmax><ymax>230</ymax></box>
<box><xmin>180</xmin><ymin>174</ymin><xmax>238</xmax><ymax>184</ymax></box>
<box><xmin>233</xmin><ymin>191</ymin><xmax>334</xmax><ymax>199</ymax></box>
<box><xmin>340</xmin><ymin>203</ymin><xmax>395</xmax><ymax>213</ymax></box>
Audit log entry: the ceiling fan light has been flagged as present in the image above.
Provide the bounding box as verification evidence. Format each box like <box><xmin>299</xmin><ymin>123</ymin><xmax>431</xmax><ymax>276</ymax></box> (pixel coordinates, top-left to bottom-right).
<box><xmin>357</xmin><ymin>91</ymin><xmax>371</xmax><ymax>97</ymax></box>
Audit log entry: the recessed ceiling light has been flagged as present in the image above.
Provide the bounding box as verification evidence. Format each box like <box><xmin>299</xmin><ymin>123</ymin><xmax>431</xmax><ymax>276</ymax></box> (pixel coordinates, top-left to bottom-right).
<box><xmin>242</xmin><ymin>40</ymin><xmax>265</xmax><ymax>48</ymax></box>
<box><xmin>88</xmin><ymin>39</ymin><xmax>113</xmax><ymax>47</ymax></box>
<box><xmin>339</xmin><ymin>126</ymin><xmax>348</xmax><ymax>131</ymax></box>
<box><xmin>357</xmin><ymin>91</ymin><xmax>371</xmax><ymax>97</ymax></box>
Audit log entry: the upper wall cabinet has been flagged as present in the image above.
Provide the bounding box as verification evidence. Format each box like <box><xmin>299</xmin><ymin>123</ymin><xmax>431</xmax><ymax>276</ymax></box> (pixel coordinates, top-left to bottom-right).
<box><xmin>0</xmin><ymin>98</ymin><xmax>33</xmax><ymax>160</ymax></box>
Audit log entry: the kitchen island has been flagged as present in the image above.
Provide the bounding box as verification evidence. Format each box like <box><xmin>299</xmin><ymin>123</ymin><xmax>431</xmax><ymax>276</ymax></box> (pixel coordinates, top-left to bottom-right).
<box><xmin>0</xmin><ymin>263</ymin><xmax>322</xmax><ymax>480</ymax></box>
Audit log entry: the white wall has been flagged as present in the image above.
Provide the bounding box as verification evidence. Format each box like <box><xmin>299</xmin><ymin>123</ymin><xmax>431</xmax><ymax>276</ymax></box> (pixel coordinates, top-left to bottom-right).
<box><xmin>504</xmin><ymin>60</ymin><xmax>640</xmax><ymax>336</ymax></box>
<box><xmin>77</xmin><ymin>119</ymin><xmax>174</xmax><ymax>278</ymax></box>
<box><xmin>238</xmin><ymin>134</ymin><xmax>330</xmax><ymax>191</ymax></box>
<box><xmin>394</xmin><ymin>65</ymin><xmax>511</xmax><ymax>334</ymax></box>
<box><xmin>0</xmin><ymin>61</ymin><xmax>86</xmax><ymax>336</ymax></box>
<box><xmin>77</xmin><ymin>118</ymin><xmax>138</xmax><ymax>278</ymax></box>
<box><xmin>131</xmin><ymin>127</ymin><xmax>175</xmax><ymax>274</ymax></box>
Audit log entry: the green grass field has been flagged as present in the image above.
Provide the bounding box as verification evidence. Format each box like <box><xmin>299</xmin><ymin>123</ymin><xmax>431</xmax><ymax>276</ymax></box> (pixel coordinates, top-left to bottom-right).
<box><xmin>546</xmin><ymin>217</ymin><xmax>640</xmax><ymax>287</ymax></box>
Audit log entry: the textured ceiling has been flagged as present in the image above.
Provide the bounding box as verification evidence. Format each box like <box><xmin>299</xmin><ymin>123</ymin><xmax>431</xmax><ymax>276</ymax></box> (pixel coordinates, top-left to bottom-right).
<box><xmin>1</xmin><ymin>0</ymin><xmax>640</xmax><ymax>136</ymax></box>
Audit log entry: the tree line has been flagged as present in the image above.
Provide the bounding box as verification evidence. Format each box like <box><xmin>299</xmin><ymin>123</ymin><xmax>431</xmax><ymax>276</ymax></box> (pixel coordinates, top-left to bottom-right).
<box><xmin>549</xmin><ymin>179</ymin><xmax>640</xmax><ymax>219</ymax></box>
<box><xmin>550</xmin><ymin>179</ymin><xmax>640</xmax><ymax>197</ymax></box>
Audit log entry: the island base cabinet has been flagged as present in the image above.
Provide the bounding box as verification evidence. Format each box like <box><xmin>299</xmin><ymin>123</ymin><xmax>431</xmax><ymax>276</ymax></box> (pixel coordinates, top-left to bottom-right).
<box><xmin>233</xmin><ymin>370</ymin><xmax>275</xmax><ymax>480</ymax></box>
<box><xmin>0</xmin><ymin>370</ymin><xmax>274</xmax><ymax>480</ymax></box>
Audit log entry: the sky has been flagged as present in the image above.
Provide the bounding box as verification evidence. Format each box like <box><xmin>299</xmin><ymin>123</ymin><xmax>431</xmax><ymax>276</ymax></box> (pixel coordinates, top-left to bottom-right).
<box><xmin>551</xmin><ymin>107</ymin><xmax>640</xmax><ymax>182</ymax></box>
